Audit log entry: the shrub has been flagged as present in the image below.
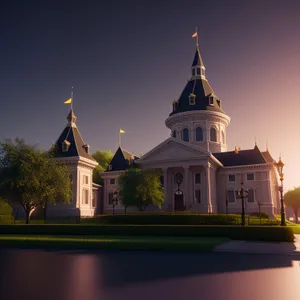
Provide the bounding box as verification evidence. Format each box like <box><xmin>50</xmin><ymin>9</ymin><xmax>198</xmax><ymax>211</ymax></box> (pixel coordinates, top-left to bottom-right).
<box><xmin>248</xmin><ymin>212</ymin><xmax>269</xmax><ymax>219</ymax></box>
<box><xmin>0</xmin><ymin>224</ymin><xmax>294</xmax><ymax>242</ymax></box>
<box><xmin>96</xmin><ymin>214</ymin><xmax>240</xmax><ymax>225</ymax></box>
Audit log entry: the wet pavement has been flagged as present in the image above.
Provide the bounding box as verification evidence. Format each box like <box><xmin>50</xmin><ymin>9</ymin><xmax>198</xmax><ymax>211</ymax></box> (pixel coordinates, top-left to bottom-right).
<box><xmin>0</xmin><ymin>248</ymin><xmax>299</xmax><ymax>300</ymax></box>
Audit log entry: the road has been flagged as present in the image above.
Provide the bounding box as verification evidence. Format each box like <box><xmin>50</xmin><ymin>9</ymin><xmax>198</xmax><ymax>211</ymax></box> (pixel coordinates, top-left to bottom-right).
<box><xmin>0</xmin><ymin>248</ymin><xmax>299</xmax><ymax>300</ymax></box>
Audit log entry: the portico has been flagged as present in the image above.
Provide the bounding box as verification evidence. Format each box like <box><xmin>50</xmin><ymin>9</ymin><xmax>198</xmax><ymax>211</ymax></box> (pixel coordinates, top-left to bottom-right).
<box><xmin>137</xmin><ymin>137</ymin><xmax>220</xmax><ymax>213</ymax></box>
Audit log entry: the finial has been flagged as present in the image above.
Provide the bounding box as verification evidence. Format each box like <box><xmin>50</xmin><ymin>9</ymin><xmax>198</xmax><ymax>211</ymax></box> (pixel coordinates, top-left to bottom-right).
<box><xmin>266</xmin><ymin>139</ymin><xmax>268</xmax><ymax>151</ymax></box>
<box><xmin>254</xmin><ymin>136</ymin><xmax>257</xmax><ymax>146</ymax></box>
<box><xmin>234</xmin><ymin>146</ymin><xmax>239</xmax><ymax>154</ymax></box>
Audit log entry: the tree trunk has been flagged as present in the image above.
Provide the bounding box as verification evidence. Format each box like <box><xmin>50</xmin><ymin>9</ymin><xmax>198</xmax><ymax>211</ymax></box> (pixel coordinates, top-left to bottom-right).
<box><xmin>293</xmin><ymin>207</ymin><xmax>299</xmax><ymax>224</ymax></box>
<box><xmin>25</xmin><ymin>210</ymin><xmax>30</xmax><ymax>224</ymax></box>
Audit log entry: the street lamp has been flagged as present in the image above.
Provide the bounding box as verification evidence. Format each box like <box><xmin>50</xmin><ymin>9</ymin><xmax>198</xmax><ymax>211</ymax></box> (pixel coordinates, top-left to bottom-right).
<box><xmin>275</xmin><ymin>157</ymin><xmax>286</xmax><ymax>226</ymax></box>
<box><xmin>112</xmin><ymin>191</ymin><xmax>119</xmax><ymax>216</ymax></box>
<box><xmin>236</xmin><ymin>182</ymin><xmax>248</xmax><ymax>226</ymax></box>
<box><xmin>174</xmin><ymin>173</ymin><xmax>183</xmax><ymax>210</ymax></box>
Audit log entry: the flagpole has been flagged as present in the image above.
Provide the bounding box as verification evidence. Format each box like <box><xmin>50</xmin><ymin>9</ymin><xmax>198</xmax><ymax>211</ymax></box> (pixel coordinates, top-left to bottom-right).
<box><xmin>118</xmin><ymin>131</ymin><xmax>121</xmax><ymax>147</ymax></box>
<box><xmin>195</xmin><ymin>27</ymin><xmax>198</xmax><ymax>47</ymax></box>
<box><xmin>71</xmin><ymin>86</ymin><xmax>73</xmax><ymax>110</ymax></box>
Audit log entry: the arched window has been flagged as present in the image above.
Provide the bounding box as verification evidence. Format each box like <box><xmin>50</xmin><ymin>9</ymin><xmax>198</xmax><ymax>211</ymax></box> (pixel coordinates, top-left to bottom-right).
<box><xmin>210</xmin><ymin>127</ymin><xmax>217</xmax><ymax>142</ymax></box>
<box><xmin>221</xmin><ymin>131</ymin><xmax>225</xmax><ymax>144</ymax></box>
<box><xmin>195</xmin><ymin>127</ymin><xmax>203</xmax><ymax>141</ymax></box>
<box><xmin>182</xmin><ymin>128</ymin><xmax>189</xmax><ymax>142</ymax></box>
<box><xmin>172</xmin><ymin>130</ymin><xmax>176</xmax><ymax>138</ymax></box>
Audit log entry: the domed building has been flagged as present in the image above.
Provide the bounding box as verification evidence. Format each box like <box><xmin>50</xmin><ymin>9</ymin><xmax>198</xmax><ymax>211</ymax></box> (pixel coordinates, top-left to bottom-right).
<box><xmin>102</xmin><ymin>40</ymin><xmax>281</xmax><ymax>216</ymax></box>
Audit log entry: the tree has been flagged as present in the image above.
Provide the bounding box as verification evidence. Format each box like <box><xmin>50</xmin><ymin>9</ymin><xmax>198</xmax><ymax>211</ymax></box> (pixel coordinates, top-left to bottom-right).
<box><xmin>0</xmin><ymin>139</ymin><xmax>72</xmax><ymax>224</ymax></box>
<box><xmin>118</xmin><ymin>168</ymin><xmax>164</xmax><ymax>211</ymax></box>
<box><xmin>284</xmin><ymin>187</ymin><xmax>300</xmax><ymax>224</ymax></box>
<box><xmin>92</xmin><ymin>150</ymin><xmax>113</xmax><ymax>185</ymax></box>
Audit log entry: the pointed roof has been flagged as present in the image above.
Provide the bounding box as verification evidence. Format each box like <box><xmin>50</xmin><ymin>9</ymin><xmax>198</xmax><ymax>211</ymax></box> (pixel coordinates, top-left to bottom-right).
<box><xmin>261</xmin><ymin>150</ymin><xmax>276</xmax><ymax>163</ymax></box>
<box><xmin>169</xmin><ymin>45</ymin><xmax>225</xmax><ymax>116</ymax></box>
<box><xmin>192</xmin><ymin>47</ymin><xmax>204</xmax><ymax>67</ymax></box>
<box><xmin>106</xmin><ymin>147</ymin><xmax>139</xmax><ymax>172</ymax></box>
<box><xmin>213</xmin><ymin>145</ymin><xmax>267</xmax><ymax>167</ymax></box>
<box><xmin>53</xmin><ymin>110</ymin><xmax>96</xmax><ymax>161</ymax></box>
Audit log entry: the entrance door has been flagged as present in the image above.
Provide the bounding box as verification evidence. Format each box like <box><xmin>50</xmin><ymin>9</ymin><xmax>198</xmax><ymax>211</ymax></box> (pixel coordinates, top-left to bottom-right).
<box><xmin>174</xmin><ymin>190</ymin><xmax>184</xmax><ymax>211</ymax></box>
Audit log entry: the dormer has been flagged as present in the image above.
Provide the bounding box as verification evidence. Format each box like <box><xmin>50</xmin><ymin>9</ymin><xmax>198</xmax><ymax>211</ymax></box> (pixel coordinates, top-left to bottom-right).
<box><xmin>83</xmin><ymin>144</ymin><xmax>90</xmax><ymax>154</ymax></box>
<box><xmin>189</xmin><ymin>93</ymin><xmax>196</xmax><ymax>105</ymax></box>
<box><xmin>62</xmin><ymin>140</ymin><xmax>71</xmax><ymax>152</ymax></box>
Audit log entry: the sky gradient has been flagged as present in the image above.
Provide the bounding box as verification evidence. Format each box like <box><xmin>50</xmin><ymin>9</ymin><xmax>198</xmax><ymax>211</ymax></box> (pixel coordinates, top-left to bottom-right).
<box><xmin>1</xmin><ymin>0</ymin><xmax>300</xmax><ymax>191</ymax></box>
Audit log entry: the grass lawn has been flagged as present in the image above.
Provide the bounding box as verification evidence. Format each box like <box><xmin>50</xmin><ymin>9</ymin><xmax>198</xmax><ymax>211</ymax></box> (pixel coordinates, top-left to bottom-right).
<box><xmin>275</xmin><ymin>215</ymin><xmax>300</xmax><ymax>234</ymax></box>
<box><xmin>0</xmin><ymin>235</ymin><xmax>230</xmax><ymax>251</ymax></box>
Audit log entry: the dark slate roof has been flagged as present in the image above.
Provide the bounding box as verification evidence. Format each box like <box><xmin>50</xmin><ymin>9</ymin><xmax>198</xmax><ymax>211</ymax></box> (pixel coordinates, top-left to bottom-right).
<box><xmin>106</xmin><ymin>147</ymin><xmax>139</xmax><ymax>172</ymax></box>
<box><xmin>213</xmin><ymin>146</ymin><xmax>267</xmax><ymax>167</ymax></box>
<box><xmin>169</xmin><ymin>78</ymin><xmax>224</xmax><ymax>116</ymax></box>
<box><xmin>261</xmin><ymin>150</ymin><xmax>276</xmax><ymax>163</ymax></box>
<box><xmin>192</xmin><ymin>48</ymin><xmax>204</xmax><ymax>67</ymax></box>
<box><xmin>53</xmin><ymin>111</ymin><xmax>96</xmax><ymax>162</ymax></box>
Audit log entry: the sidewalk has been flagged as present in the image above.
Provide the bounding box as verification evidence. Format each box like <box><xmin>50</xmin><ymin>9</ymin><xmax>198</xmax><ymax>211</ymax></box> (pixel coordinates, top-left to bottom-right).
<box><xmin>214</xmin><ymin>234</ymin><xmax>300</xmax><ymax>256</ymax></box>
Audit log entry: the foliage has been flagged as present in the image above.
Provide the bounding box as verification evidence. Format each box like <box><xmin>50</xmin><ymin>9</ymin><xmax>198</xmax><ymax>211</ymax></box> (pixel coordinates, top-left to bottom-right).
<box><xmin>92</xmin><ymin>150</ymin><xmax>113</xmax><ymax>185</ymax></box>
<box><xmin>0</xmin><ymin>235</ymin><xmax>229</xmax><ymax>251</ymax></box>
<box><xmin>248</xmin><ymin>212</ymin><xmax>269</xmax><ymax>219</ymax></box>
<box><xmin>284</xmin><ymin>187</ymin><xmax>300</xmax><ymax>223</ymax></box>
<box><xmin>118</xmin><ymin>168</ymin><xmax>164</xmax><ymax>211</ymax></box>
<box><xmin>0</xmin><ymin>224</ymin><xmax>294</xmax><ymax>242</ymax></box>
<box><xmin>0</xmin><ymin>198</ymin><xmax>12</xmax><ymax>215</ymax></box>
<box><xmin>0</xmin><ymin>139</ymin><xmax>72</xmax><ymax>223</ymax></box>
<box><xmin>98</xmin><ymin>214</ymin><xmax>240</xmax><ymax>225</ymax></box>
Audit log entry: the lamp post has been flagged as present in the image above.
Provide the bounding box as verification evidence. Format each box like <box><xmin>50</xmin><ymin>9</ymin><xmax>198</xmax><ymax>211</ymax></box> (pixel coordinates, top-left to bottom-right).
<box><xmin>174</xmin><ymin>173</ymin><xmax>183</xmax><ymax>210</ymax></box>
<box><xmin>275</xmin><ymin>157</ymin><xmax>286</xmax><ymax>226</ymax></box>
<box><xmin>236</xmin><ymin>182</ymin><xmax>248</xmax><ymax>226</ymax></box>
<box><xmin>112</xmin><ymin>191</ymin><xmax>118</xmax><ymax>216</ymax></box>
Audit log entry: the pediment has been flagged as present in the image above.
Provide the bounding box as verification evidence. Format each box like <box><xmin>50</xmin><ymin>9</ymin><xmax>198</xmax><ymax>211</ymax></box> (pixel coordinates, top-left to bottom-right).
<box><xmin>137</xmin><ymin>138</ymin><xmax>209</xmax><ymax>164</ymax></box>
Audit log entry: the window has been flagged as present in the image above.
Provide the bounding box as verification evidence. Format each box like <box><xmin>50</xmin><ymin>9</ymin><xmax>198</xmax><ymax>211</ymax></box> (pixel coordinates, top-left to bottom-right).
<box><xmin>172</xmin><ymin>130</ymin><xmax>176</xmax><ymax>138</ymax></box>
<box><xmin>195</xmin><ymin>189</ymin><xmax>201</xmax><ymax>203</ymax></box>
<box><xmin>108</xmin><ymin>164</ymin><xmax>112</xmax><ymax>171</ymax></box>
<box><xmin>210</xmin><ymin>127</ymin><xmax>217</xmax><ymax>142</ymax></box>
<box><xmin>83</xmin><ymin>175</ymin><xmax>89</xmax><ymax>185</ymax></box>
<box><xmin>209</xmin><ymin>96</ymin><xmax>214</xmax><ymax>105</ymax></box>
<box><xmin>62</xmin><ymin>140</ymin><xmax>70</xmax><ymax>152</ymax></box>
<box><xmin>195</xmin><ymin>127</ymin><xmax>203</xmax><ymax>141</ymax></box>
<box><xmin>192</xmin><ymin>68</ymin><xmax>195</xmax><ymax>76</ymax></box>
<box><xmin>247</xmin><ymin>189</ymin><xmax>255</xmax><ymax>202</ymax></box>
<box><xmin>82</xmin><ymin>189</ymin><xmax>89</xmax><ymax>204</ymax></box>
<box><xmin>108</xmin><ymin>192</ymin><xmax>114</xmax><ymax>205</ymax></box>
<box><xmin>189</xmin><ymin>94</ymin><xmax>196</xmax><ymax>105</ymax></box>
<box><xmin>195</xmin><ymin>173</ymin><xmax>201</xmax><ymax>184</ymax></box>
<box><xmin>227</xmin><ymin>190</ymin><xmax>235</xmax><ymax>203</ymax></box>
<box><xmin>182</xmin><ymin>128</ymin><xmax>189</xmax><ymax>142</ymax></box>
<box><xmin>110</xmin><ymin>178</ymin><xmax>115</xmax><ymax>185</ymax></box>
<box><xmin>247</xmin><ymin>173</ymin><xmax>255</xmax><ymax>181</ymax></box>
<box><xmin>228</xmin><ymin>175</ymin><xmax>235</xmax><ymax>182</ymax></box>
<box><xmin>160</xmin><ymin>175</ymin><xmax>164</xmax><ymax>186</ymax></box>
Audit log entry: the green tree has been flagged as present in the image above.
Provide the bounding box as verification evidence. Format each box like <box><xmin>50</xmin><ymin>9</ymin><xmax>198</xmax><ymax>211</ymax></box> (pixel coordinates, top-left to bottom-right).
<box><xmin>0</xmin><ymin>139</ymin><xmax>72</xmax><ymax>224</ymax></box>
<box><xmin>284</xmin><ymin>187</ymin><xmax>300</xmax><ymax>224</ymax></box>
<box><xmin>118</xmin><ymin>168</ymin><xmax>164</xmax><ymax>211</ymax></box>
<box><xmin>92</xmin><ymin>150</ymin><xmax>113</xmax><ymax>185</ymax></box>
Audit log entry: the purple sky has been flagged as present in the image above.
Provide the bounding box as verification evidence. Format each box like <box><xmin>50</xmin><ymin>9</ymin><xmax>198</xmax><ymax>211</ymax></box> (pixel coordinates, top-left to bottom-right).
<box><xmin>1</xmin><ymin>0</ymin><xmax>300</xmax><ymax>190</ymax></box>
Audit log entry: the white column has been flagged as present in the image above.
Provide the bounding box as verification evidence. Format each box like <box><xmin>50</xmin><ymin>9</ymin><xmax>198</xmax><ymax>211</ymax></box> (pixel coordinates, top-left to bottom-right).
<box><xmin>205</xmin><ymin>163</ymin><xmax>212</xmax><ymax>213</ymax></box>
<box><xmin>184</xmin><ymin>166</ymin><xmax>190</xmax><ymax>210</ymax></box>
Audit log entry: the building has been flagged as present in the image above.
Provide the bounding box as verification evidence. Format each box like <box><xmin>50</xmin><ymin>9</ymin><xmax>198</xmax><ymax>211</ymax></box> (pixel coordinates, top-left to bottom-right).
<box><xmin>50</xmin><ymin>109</ymin><xmax>100</xmax><ymax>217</ymax></box>
<box><xmin>101</xmin><ymin>41</ymin><xmax>281</xmax><ymax>216</ymax></box>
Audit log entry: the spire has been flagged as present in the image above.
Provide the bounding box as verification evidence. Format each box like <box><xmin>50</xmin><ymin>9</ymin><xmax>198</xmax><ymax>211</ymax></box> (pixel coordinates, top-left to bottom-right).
<box><xmin>67</xmin><ymin>109</ymin><xmax>77</xmax><ymax>127</ymax></box>
<box><xmin>191</xmin><ymin>28</ymin><xmax>206</xmax><ymax>79</ymax></box>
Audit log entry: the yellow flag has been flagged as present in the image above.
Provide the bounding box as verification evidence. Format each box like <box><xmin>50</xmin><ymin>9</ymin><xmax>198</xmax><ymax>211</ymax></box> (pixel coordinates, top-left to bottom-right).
<box><xmin>64</xmin><ymin>98</ymin><xmax>72</xmax><ymax>104</ymax></box>
<box><xmin>119</xmin><ymin>129</ymin><xmax>125</xmax><ymax>133</ymax></box>
<box><xmin>192</xmin><ymin>32</ymin><xmax>198</xmax><ymax>38</ymax></box>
